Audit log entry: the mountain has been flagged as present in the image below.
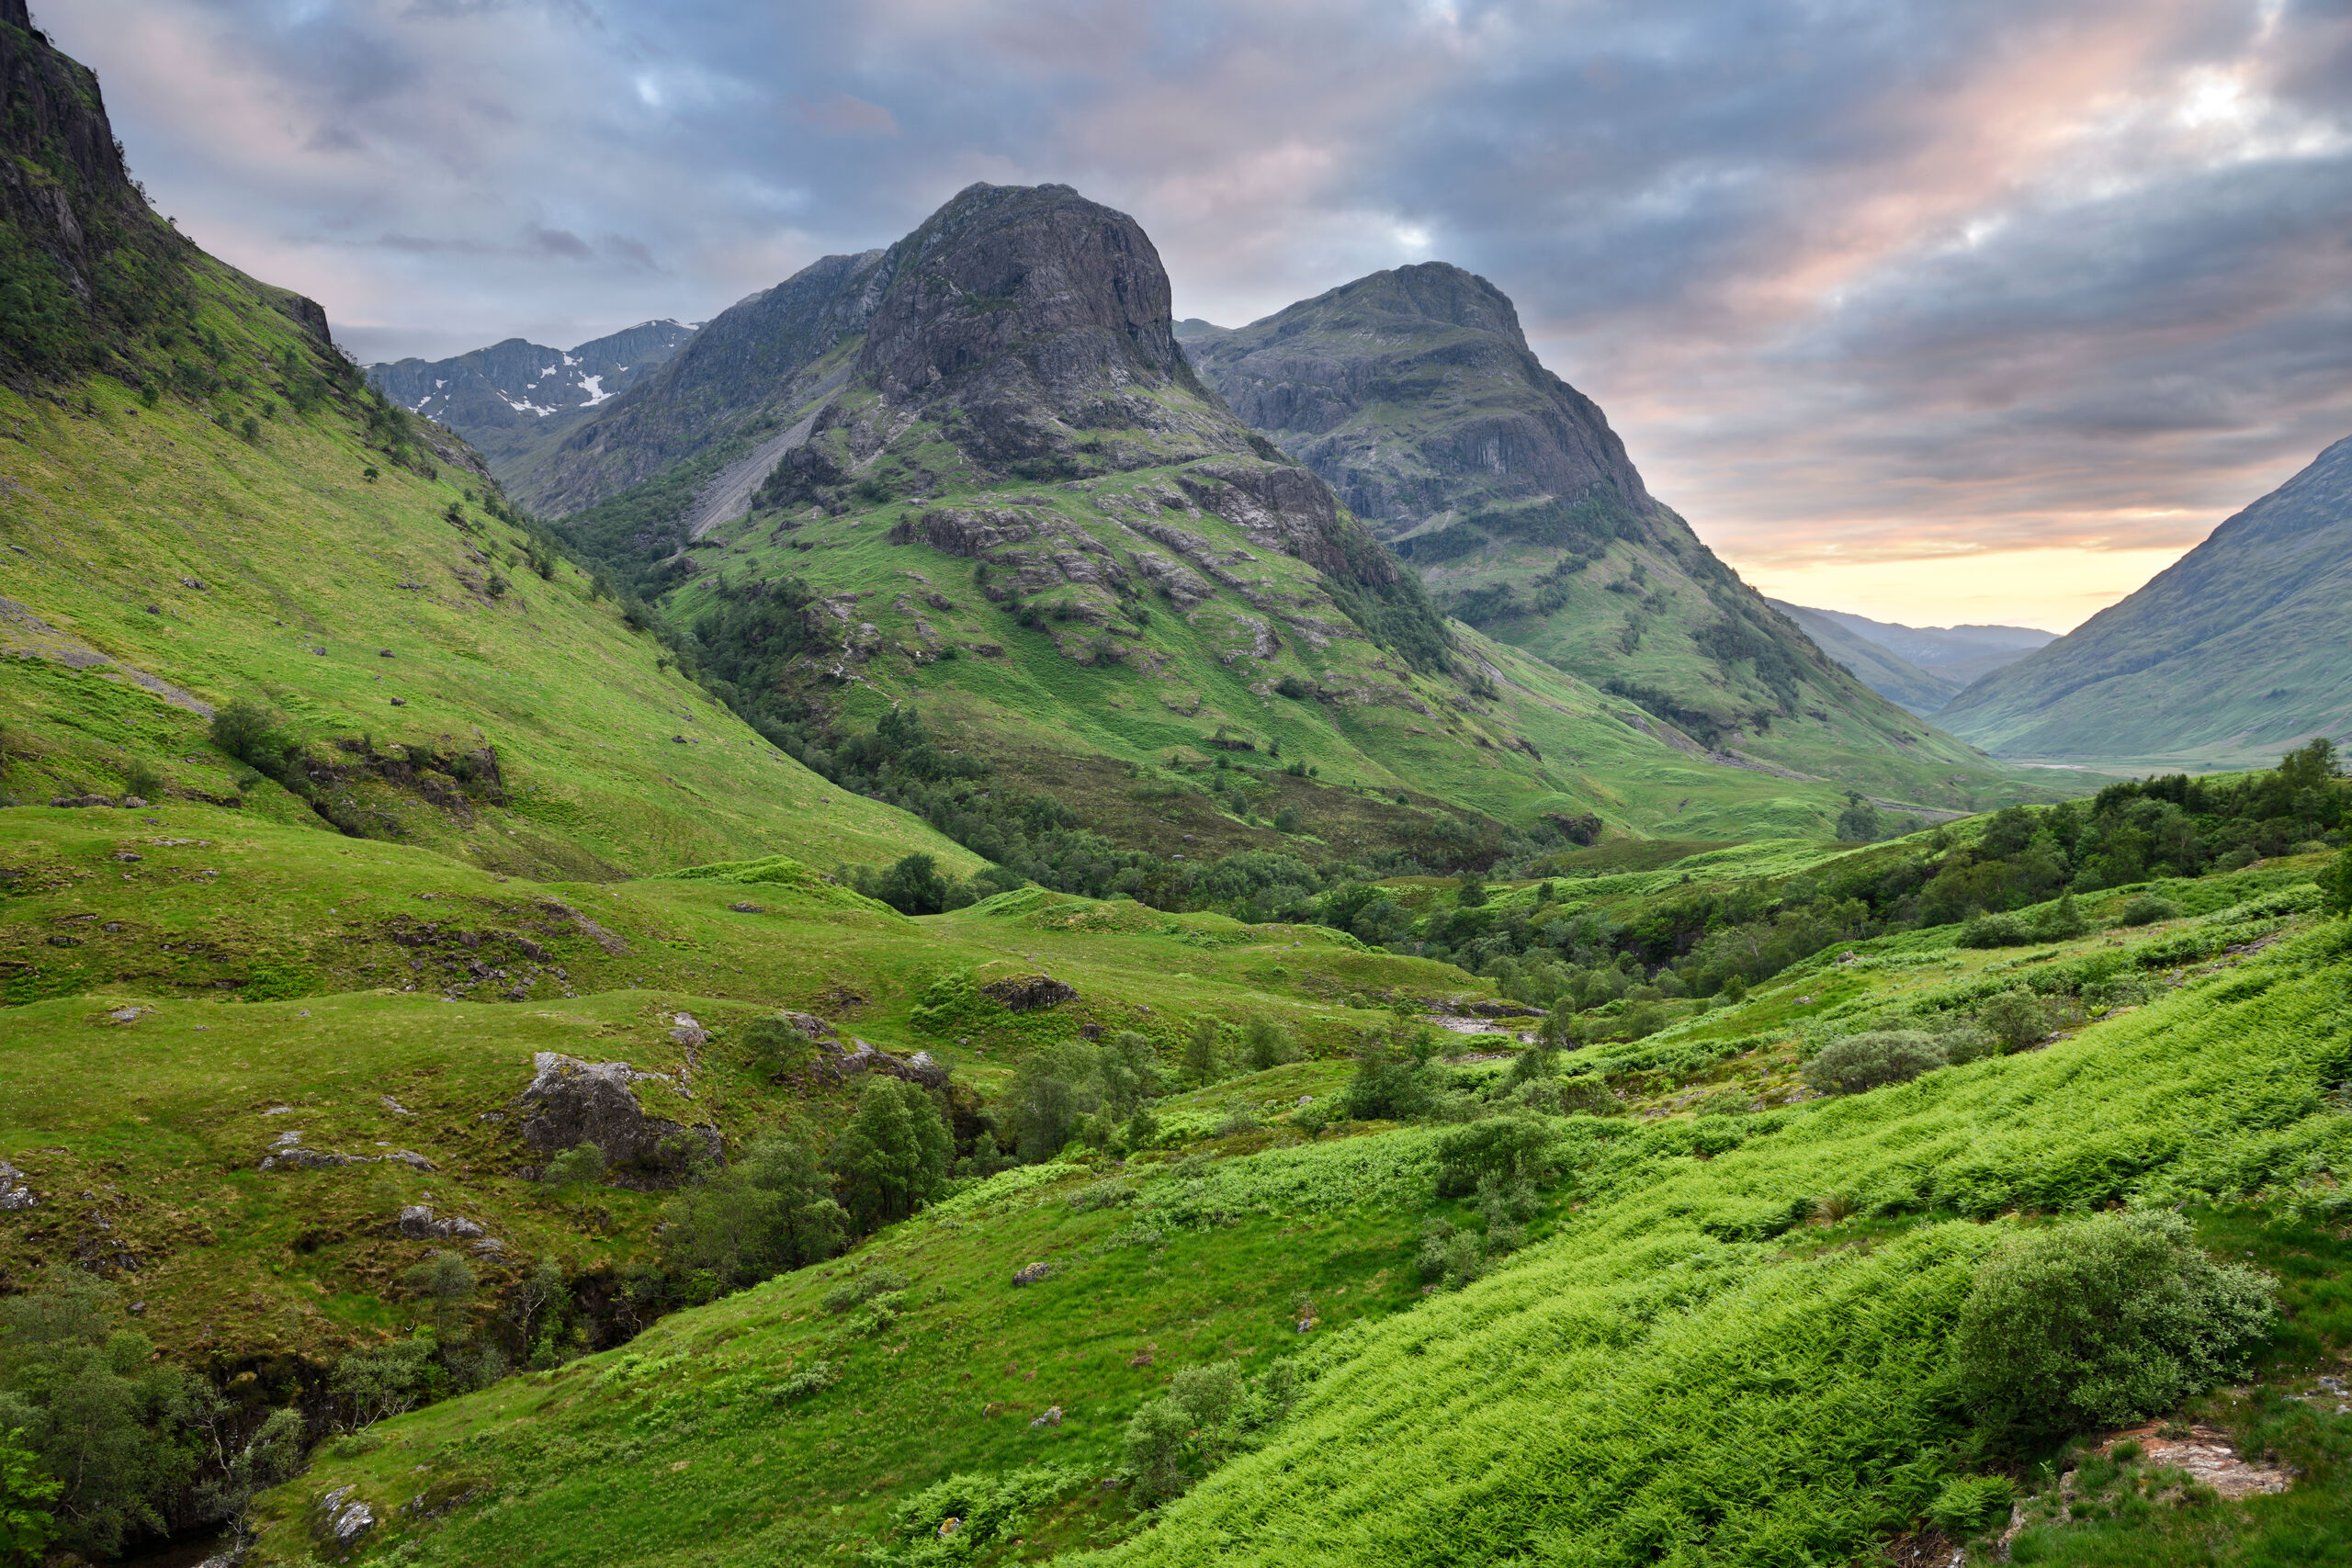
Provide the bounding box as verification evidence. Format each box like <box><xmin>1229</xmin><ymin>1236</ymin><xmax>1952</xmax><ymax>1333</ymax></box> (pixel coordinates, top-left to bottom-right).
<box><xmin>1179</xmin><ymin>263</ymin><xmax>2030</xmax><ymax>809</ymax></box>
<box><xmin>511</xmin><ymin>183</ymin><xmax>2016</xmax><ymax>849</ymax></box>
<box><xmin>364</xmin><ymin>318</ymin><xmax>696</xmax><ymax>479</ymax></box>
<box><xmin>1791</xmin><ymin>605</ymin><xmax>2054</xmax><ymax>686</ymax></box>
<box><xmin>1766</xmin><ymin>601</ymin><xmax>1962</xmax><ymax>716</ymax></box>
<box><xmin>1939</xmin><ymin>434</ymin><xmax>2352</xmax><ymax>768</ymax></box>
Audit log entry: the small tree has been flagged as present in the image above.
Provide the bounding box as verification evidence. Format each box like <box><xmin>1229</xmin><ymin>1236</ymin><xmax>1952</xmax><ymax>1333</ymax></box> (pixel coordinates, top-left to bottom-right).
<box><xmin>1182</xmin><ymin>1015</ymin><xmax>1222</xmax><ymax>1087</ymax></box>
<box><xmin>1835</xmin><ymin>791</ymin><xmax>1883</xmax><ymax>843</ymax></box>
<box><xmin>0</xmin><ymin>1429</ymin><xmax>61</xmax><ymax>1568</ymax></box>
<box><xmin>1123</xmin><ymin>1362</ymin><xmax>1246</xmax><ymax>1507</ymax></box>
<box><xmin>832</xmin><ymin>1077</ymin><xmax>952</xmax><ymax>1227</ymax></box>
<box><xmin>401</xmin><ymin>1251</ymin><xmax>477</xmax><ymax>1339</ymax></box>
<box><xmin>1454</xmin><ymin>874</ymin><xmax>1489</xmax><ymax>908</ymax></box>
<box><xmin>1976</xmin><ymin>988</ymin><xmax>2052</xmax><ymax>1053</ymax></box>
<box><xmin>2319</xmin><ymin>847</ymin><xmax>2352</xmax><ymax>919</ymax></box>
<box><xmin>541</xmin><ymin>1142</ymin><xmax>607</xmax><ymax>1224</ymax></box>
<box><xmin>1240</xmin><ymin>1013</ymin><xmax>1293</xmax><ymax>1072</ymax></box>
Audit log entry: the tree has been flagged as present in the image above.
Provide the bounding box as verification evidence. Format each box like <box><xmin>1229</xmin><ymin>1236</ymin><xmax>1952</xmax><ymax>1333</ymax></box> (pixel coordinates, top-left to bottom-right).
<box><xmin>0</xmin><ymin>1429</ymin><xmax>60</xmax><ymax>1568</ymax></box>
<box><xmin>1835</xmin><ymin>791</ymin><xmax>1883</xmax><ymax>843</ymax></box>
<box><xmin>1240</xmin><ymin>1013</ymin><xmax>1294</xmax><ymax>1072</ymax></box>
<box><xmin>661</xmin><ymin>1131</ymin><xmax>846</xmax><ymax>1288</ymax></box>
<box><xmin>1182</xmin><ymin>1015</ymin><xmax>1222</xmax><ymax>1087</ymax></box>
<box><xmin>1122</xmin><ymin>1362</ymin><xmax>1246</xmax><ymax>1507</ymax></box>
<box><xmin>540</xmin><ymin>1142</ymin><xmax>607</xmax><ymax>1224</ymax></box>
<box><xmin>400</xmin><ymin>1251</ymin><xmax>477</xmax><ymax>1340</ymax></box>
<box><xmin>1000</xmin><ymin>1042</ymin><xmax>1097</xmax><ymax>1164</ymax></box>
<box><xmin>1097</xmin><ymin>1032</ymin><xmax>1162</xmax><ymax>1116</ymax></box>
<box><xmin>1801</xmin><ymin>1031</ymin><xmax>1944</xmax><ymax>1095</ymax></box>
<box><xmin>1953</xmin><ymin>1209</ymin><xmax>2274</xmax><ymax>1438</ymax></box>
<box><xmin>0</xmin><ymin>1270</ymin><xmax>195</xmax><ymax>1557</ymax></box>
<box><xmin>1454</xmin><ymin>874</ymin><xmax>1489</xmax><ymax>908</ymax></box>
<box><xmin>832</xmin><ymin>1077</ymin><xmax>952</xmax><ymax>1227</ymax></box>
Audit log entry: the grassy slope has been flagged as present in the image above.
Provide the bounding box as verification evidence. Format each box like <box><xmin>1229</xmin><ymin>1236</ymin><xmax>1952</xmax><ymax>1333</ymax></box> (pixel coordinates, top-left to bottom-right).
<box><xmin>251</xmin><ymin>850</ymin><xmax>2351</xmax><ymax>1567</ymax></box>
<box><xmin>0</xmin><ymin>792</ymin><xmax>1492</xmax><ymax>1370</ymax></box>
<box><xmin>0</xmin><ymin>254</ymin><xmax>963</xmax><ymax>880</ymax></box>
<box><xmin>672</xmin><ymin>456</ymin><xmax>1942</xmax><ymax>844</ymax></box>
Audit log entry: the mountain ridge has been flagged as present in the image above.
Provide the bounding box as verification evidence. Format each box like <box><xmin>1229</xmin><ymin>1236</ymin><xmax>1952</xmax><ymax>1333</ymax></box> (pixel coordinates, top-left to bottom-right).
<box><xmin>1938</xmin><ymin>434</ymin><xmax>2352</xmax><ymax>767</ymax></box>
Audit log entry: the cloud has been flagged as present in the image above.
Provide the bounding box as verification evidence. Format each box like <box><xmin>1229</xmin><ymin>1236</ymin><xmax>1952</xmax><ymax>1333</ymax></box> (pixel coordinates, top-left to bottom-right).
<box><xmin>40</xmin><ymin>0</ymin><xmax>2352</xmax><ymax>629</ymax></box>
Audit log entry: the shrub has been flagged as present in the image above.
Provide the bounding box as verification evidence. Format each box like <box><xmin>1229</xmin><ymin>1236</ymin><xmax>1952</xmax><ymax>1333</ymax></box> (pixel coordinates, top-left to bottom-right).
<box><xmin>2114</xmin><ymin>894</ymin><xmax>2182</xmax><ymax>927</ymax></box>
<box><xmin>1951</xmin><ymin>1209</ymin><xmax>2275</xmax><ymax>1438</ymax></box>
<box><xmin>662</xmin><ymin>1132</ymin><xmax>846</xmax><ymax>1289</ymax></box>
<box><xmin>1977</xmin><ymin>988</ymin><xmax>2053</xmax><ymax>1052</ymax></box>
<box><xmin>741</xmin><ymin>1016</ymin><xmax>814</xmax><ymax>1077</ymax></box>
<box><xmin>1433</xmin><ymin>1114</ymin><xmax>1555</xmax><ymax>1198</ymax></box>
<box><xmin>831</xmin><ymin>1078</ymin><xmax>952</xmax><ymax>1226</ymax></box>
<box><xmin>1957</xmin><ymin>912</ymin><xmax>2035</xmax><ymax>948</ymax></box>
<box><xmin>820</xmin><ymin>1268</ymin><xmax>910</xmax><ymax>1314</ymax></box>
<box><xmin>1800</xmin><ymin>1031</ymin><xmax>1944</xmax><ymax>1096</ymax></box>
<box><xmin>1240</xmin><ymin>1013</ymin><xmax>1294</xmax><ymax>1071</ymax></box>
<box><xmin>2322</xmin><ymin>848</ymin><xmax>2352</xmax><ymax>919</ymax></box>
<box><xmin>120</xmin><ymin>758</ymin><xmax>165</xmax><ymax>801</ymax></box>
<box><xmin>539</xmin><ymin>1142</ymin><xmax>606</xmax><ymax>1223</ymax></box>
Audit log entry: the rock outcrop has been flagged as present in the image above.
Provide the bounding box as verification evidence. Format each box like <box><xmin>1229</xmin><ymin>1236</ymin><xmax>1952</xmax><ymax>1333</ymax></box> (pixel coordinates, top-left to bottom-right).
<box><xmin>510</xmin><ymin>1052</ymin><xmax>719</xmax><ymax>1187</ymax></box>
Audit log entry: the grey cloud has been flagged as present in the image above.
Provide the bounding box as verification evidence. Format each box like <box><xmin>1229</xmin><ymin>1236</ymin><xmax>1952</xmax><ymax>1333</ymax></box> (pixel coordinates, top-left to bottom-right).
<box><xmin>43</xmin><ymin>0</ymin><xmax>2352</xmax><ymax>611</ymax></box>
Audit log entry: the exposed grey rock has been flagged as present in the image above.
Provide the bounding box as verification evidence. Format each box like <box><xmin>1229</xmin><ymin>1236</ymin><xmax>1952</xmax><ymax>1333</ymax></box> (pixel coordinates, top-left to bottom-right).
<box><xmin>0</xmin><ymin>1161</ymin><xmax>37</xmax><ymax>1211</ymax></box>
<box><xmin>398</xmin><ymin>1204</ymin><xmax>486</xmax><ymax>1241</ymax></box>
<box><xmin>1011</xmin><ymin>1261</ymin><xmax>1054</xmax><ymax>1287</ymax></box>
<box><xmin>511</xmin><ymin>1052</ymin><xmax>719</xmax><ymax>1187</ymax></box>
<box><xmin>981</xmin><ymin>975</ymin><xmax>1079</xmax><ymax>1012</ymax></box>
<box><xmin>1030</xmin><ymin>1404</ymin><xmax>1063</xmax><ymax>1427</ymax></box>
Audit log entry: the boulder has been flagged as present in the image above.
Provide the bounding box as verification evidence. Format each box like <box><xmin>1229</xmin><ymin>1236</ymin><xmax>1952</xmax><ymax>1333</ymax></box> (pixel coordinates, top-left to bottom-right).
<box><xmin>1011</xmin><ymin>1261</ymin><xmax>1054</xmax><ymax>1287</ymax></box>
<box><xmin>396</xmin><ymin>1204</ymin><xmax>485</xmax><ymax>1242</ymax></box>
<box><xmin>511</xmin><ymin>1052</ymin><xmax>720</xmax><ymax>1188</ymax></box>
<box><xmin>981</xmin><ymin>975</ymin><xmax>1079</xmax><ymax>1012</ymax></box>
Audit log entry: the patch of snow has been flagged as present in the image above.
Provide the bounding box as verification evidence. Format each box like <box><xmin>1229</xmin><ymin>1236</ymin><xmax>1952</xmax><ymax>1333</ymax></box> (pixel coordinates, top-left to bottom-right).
<box><xmin>561</xmin><ymin>352</ymin><xmax>578</xmax><ymax>367</ymax></box>
<box><xmin>539</xmin><ymin>365</ymin><xmax>559</xmax><ymax>378</ymax></box>
<box><xmin>497</xmin><ymin>392</ymin><xmax>559</xmax><ymax>416</ymax></box>
<box><xmin>578</xmin><ymin>374</ymin><xmax>613</xmax><ymax>406</ymax></box>
<box><xmin>435</xmin><ymin>378</ymin><xmax>446</xmax><ymax>389</ymax></box>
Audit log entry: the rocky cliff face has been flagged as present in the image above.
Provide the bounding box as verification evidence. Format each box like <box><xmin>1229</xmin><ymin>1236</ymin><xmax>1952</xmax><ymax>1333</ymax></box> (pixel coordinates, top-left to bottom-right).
<box><xmin>1939</xmin><ymin>434</ymin><xmax>2352</xmax><ymax>766</ymax></box>
<box><xmin>1180</xmin><ymin>262</ymin><xmax>1650</xmax><ymax>543</ymax></box>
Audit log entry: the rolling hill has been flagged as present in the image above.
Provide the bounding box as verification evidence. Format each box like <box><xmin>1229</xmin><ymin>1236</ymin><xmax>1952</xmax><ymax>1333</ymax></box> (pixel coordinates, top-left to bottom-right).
<box><xmin>1939</xmin><ymin>434</ymin><xmax>2352</xmax><ymax>770</ymax></box>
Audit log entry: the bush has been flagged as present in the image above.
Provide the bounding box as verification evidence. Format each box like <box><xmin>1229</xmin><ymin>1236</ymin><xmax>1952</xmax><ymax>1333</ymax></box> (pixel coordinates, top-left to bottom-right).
<box><xmin>662</xmin><ymin>1132</ymin><xmax>847</xmax><ymax>1289</ymax></box>
<box><xmin>1951</xmin><ymin>1209</ymin><xmax>2275</xmax><ymax>1438</ymax></box>
<box><xmin>740</xmin><ymin>1016</ymin><xmax>814</xmax><ymax>1077</ymax></box>
<box><xmin>121</xmin><ymin>758</ymin><xmax>165</xmax><ymax>801</ymax></box>
<box><xmin>1977</xmin><ymin>989</ymin><xmax>2052</xmax><ymax>1053</ymax></box>
<box><xmin>1800</xmin><ymin>1031</ymin><xmax>1944</xmax><ymax>1096</ymax></box>
<box><xmin>2115</xmin><ymin>895</ymin><xmax>2183</xmax><ymax>928</ymax></box>
<box><xmin>820</xmin><ymin>1268</ymin><xmax>910</xmax><ymax>1314</ymax></box>
<box><xmin>1123</xmin><ymin>1363</ymin><xmax>1246</xmax><ymax>1507</ymax></box>
<box><xmin>1433</xmin><ymin>1114</ymin><xmax>1555</xmax><ymax>1198</ymax></box>
<box><xmin>2322</xmin><ymin>848</ymin><xmax>2352</xmax><ymax>919</ymax></box>
<box><xmin>1957</xmin><ymin>912</ymin><xmax>2036</xmax><ymax>948</ymax></box>
<box><xmin>1240</xmin><ymin>1013</ymin><xmax>1294</xmax><ymax>1071</ymax></box>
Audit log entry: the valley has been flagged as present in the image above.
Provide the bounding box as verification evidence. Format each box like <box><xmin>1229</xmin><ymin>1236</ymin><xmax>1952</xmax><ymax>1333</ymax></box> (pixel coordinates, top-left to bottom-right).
<box><xmin>0</xmin><ymin>4</ymin><xmax>2348</xmax><ymax>1566</ymax></box>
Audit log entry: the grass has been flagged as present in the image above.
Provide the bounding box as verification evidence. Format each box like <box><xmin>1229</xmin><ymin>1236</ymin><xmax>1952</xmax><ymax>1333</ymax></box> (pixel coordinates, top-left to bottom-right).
<box><xmin>0</xmin><ymin>251</ymin><xmax>965</xmax><ymax>880</ymax></box>
<box><xmin>242</xmin><ymin>852</ymin><xmax>2352</xmax><ymax>1567</ymax></box>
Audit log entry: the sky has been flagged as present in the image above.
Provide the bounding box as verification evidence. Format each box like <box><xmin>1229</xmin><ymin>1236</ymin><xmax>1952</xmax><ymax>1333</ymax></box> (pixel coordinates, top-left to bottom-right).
<box><xmin>44</xmin><ymin>0</ymin><xmax>2352</xmax><ymax>632</ymax></box>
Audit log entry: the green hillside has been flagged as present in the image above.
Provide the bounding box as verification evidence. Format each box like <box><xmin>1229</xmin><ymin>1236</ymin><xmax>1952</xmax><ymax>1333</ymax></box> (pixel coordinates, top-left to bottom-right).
<box><xmin>245</xmin><ymin>749</ymin><xmax>2352</xmax><ymax>1565</ymax></box>
<box><xmin>1939</xmin><ymin>434</ymin><xmax>2352</xmax><ymax>771</ymax></box>
<box><xmin>1178</xmin><ymin>265</ymin><xmax>2033</xmax><ymax>809</ymax></box>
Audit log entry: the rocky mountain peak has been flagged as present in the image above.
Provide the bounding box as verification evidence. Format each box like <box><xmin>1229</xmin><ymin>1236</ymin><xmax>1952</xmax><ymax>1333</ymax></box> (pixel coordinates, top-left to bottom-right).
<box><xmin>859</xmin><ymin>181</ymin><xmax>1187</xmax><ymax>414</ymax></box>
<box><xmin>1315</xmin><ymin>261</ymin><xmax>1529</xmax><ymax>347</ymax></box>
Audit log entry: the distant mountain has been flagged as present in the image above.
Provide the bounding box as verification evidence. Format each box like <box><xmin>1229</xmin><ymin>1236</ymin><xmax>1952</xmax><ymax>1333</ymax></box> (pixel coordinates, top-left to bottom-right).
<box><xmin>365</xmin><ymin>319</ymin><xmax>697</xmax><ymax>479</ymax></box>
<box><xmin>1939</xmin><ymin>434</ymin><xmax>2352</xmax><ymax>768</ymax></box>
<box><xmin>1181</xmin><ymin>263</ymin><xmax>2029</xmax><ymax>808</ymax></box>
<box><xmin>1764</xmin><ymin>604</ymin><xmax>2055</xmax><ymax>716</ymax></box>
<box><xmin>1765</xmin><ymin>603</ymin><xmax>1962</xmax><ymax>716</ymax></box>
